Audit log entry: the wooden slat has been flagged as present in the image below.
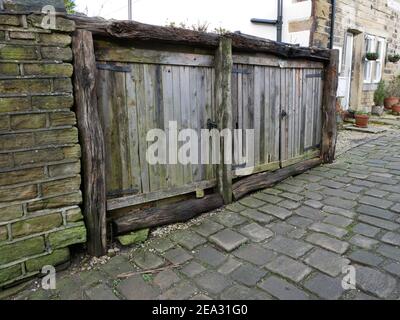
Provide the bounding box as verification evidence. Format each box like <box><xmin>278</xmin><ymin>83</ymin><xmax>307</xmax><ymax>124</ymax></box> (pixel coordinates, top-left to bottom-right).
<box><xmin>95</xmin><ymin>40</ymin><xmax>214</xmax><ymax>67</ymax></box>
<box><xmin>232</xmin><ymin>54</ymin><xmax>324</xmax><ymax>69</ymax></box>
<box><xmin>135</xmin><ymin>64</ymin><xmax>151</xmax><ymax>193</ymax></box>
<box><xmin>107</xmin><ymin>180</ymin><xmax>217</xmax><ymax>211</ymax></box>
<box><xmin>72</xmin><ymin>30</ymin><xmax>107</xmax><ymax>256</ymax></box>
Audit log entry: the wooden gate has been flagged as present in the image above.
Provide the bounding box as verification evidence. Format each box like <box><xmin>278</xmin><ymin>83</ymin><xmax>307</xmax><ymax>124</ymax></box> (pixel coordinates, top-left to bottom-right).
<box><xmin>232</xmin><ymin>54</ymin><xmax>324</xmax><ymax>177</ymax></box>
<box><xmin>95</xmin><ymin>42</ymin><xmax>218</xmax><ymax>211</ymax></box>
<box><xmin>71</xmin><ymin>20</ymin><xmax>338</xmax><ymax>255</ymax></box>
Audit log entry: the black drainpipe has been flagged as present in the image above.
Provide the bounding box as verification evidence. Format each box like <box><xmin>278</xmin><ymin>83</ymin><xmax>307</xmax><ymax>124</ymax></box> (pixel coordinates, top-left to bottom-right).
<box><xmin>251</xmin><ymin>0</ymin><xmax>283</xmax><ymax>42</ymax></box>
<box><xmin>329</xmin><ymin>0</ymin><xmax>336</xmax><ymax>49</ymax></box>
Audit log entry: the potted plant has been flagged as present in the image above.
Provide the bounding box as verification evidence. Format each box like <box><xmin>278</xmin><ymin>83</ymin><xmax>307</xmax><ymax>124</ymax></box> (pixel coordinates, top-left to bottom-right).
<box><xmin>388</xmin><ymin>54</ymin><xmax>400</xmax><ymax>63</ymax></box>
<box><xmin>385</xmin><ymin>75</ymin><xmax>400</xmax><ymax>109</ymax></box>
<box><xmin>366</xmin><ymin>52</ymin><xmax>379</xmax><ymax>61</ymax></box>
<box><xmin>392</xmin><ymin>103</ymin><xmax>400</xmax><ymax>115</ymax></box>
<box><xmin>354</xmin><ymin>111</ymin><xmax>370</xmax><ymax>128</ymax></box>
<box><xmin>372</xmin><ymin>80</ymin><xmax>386</xmax><ymax>116</ymax></box>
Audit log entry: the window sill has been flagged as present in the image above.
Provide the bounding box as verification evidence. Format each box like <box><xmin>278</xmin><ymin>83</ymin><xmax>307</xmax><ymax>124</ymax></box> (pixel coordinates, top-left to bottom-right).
<box><xmin>363</xmin><ymin>83</ymin><xmax>378</xmax><ymax>91</ymax></box>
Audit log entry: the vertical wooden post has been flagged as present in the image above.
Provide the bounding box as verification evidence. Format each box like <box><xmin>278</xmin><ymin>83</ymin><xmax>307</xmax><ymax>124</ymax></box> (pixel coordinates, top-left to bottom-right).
<box><xmin>321</xmin><ymin>49</ymin><xmax>339</xmax><ymax>164</ymax></box>
<box><xmin>72</xmin><ymin>30</ymin><xmax>107</xmax><ymax>256</ymax></box>
<box><xmin>215</xmin><ymin>37</ymin><xmax>233</xmax><ymax>204</ymax></box>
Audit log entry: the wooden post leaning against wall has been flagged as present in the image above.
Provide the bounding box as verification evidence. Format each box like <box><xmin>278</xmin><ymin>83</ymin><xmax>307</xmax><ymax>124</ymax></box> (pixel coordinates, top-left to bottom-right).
<box><xmin>215</xmin><ymin>37</ymin><xmax>233</xmax><ymax>204</ymax></box>
<box><xmin>321</xmin><ymin>49</ymin><xmax>339</xmax><ymax>164</ymax></box>
<box><xmin>72</xmin><ymin>30</ymin><xmax>107</xmax><ymax>256</ymax></box>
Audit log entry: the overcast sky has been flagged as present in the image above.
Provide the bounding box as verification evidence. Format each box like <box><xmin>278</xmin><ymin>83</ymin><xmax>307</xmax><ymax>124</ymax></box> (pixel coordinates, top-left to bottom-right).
<box><xmin>74</xmin><ymin>0</ymin><xmax>278</xmax><ymax>32</ymax></box>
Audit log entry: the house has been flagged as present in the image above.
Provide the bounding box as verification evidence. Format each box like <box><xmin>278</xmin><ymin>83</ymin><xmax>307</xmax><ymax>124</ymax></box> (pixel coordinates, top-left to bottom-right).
<box><xmin>262</xmin><ymin>0</ymin><xmax>400</xmax><ymax>111</ymax></box>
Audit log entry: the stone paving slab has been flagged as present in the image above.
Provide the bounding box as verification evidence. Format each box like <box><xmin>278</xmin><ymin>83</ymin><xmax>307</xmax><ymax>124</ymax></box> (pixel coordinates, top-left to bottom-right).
<box><xmin>8</xmin><ymin>133</ymin><xmax>400</xmax><ymax>300</ymax></box>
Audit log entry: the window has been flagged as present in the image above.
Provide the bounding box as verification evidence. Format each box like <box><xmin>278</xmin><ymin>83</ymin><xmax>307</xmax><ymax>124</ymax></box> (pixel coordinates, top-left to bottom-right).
<box><xmin>363</xmin><ymin>34</ymin><xmax>386</xmax><ymax>84</ymax></box>
<box><xmin>374</xmin><ymin>37</ymin><xmax>385</xmax><ymax>83</ymax></box>
<box><xmin>364</xmin><ymin>35</ymin><xmax>375</xmax><ymax>83</ymax></box>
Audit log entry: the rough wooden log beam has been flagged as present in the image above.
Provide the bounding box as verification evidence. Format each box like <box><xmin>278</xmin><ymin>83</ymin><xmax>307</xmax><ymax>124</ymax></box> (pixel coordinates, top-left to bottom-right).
<box><xmin>72</xmin><ymin>30</ymin><xmax>107</xmax><ymax>256</ymax></box>
<box><xmin>68</xmin><ymin>16</ymin><xmax>330</xmax><ymax>61</ymax></box>
<box><xmin>215</xmin><ymin>37</ymin><xmax>233</xmax><ymax>205</ymax></box>
<box><xmin>321</xmin><ymin>49</ymin><xmax>339</xmax><ymax>163</ymax></box>
<box><xmin>113</xmin><ymin>194</ymin><xmax>224</xmax><ymax>235</ymax></box>
<box><xmin>232</xmin><ymin>158</ymin><xmax>323</xmax><ymax>200</ymax></box>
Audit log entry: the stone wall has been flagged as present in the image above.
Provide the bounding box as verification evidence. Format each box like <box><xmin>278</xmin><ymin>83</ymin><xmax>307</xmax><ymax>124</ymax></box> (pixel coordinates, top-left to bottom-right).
<box><xmin>0</xmin><ymin>13</ymin><xmax>86</xmax><ymax>288</ymax></box>
<box><xmin>311</xmin><ymin>0</ymin><xmax>400</xmax><ymax>109</ymax></box>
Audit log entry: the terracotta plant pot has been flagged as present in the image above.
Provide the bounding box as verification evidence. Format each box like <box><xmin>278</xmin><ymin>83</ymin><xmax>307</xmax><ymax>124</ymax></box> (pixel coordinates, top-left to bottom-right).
<box><xmin>392</xmin><ymin>104</ymin><xmax>400</xmax><ymax>115</ymax></box>
<box><xmin>384</xmin><ymin>97</ymin><xmax>399</xmax><ymax>110</ymax></box>
<box><xmin>355</xmin><ymin>114</ymin><xmax>369</xmax><ymax>128</ymax></box>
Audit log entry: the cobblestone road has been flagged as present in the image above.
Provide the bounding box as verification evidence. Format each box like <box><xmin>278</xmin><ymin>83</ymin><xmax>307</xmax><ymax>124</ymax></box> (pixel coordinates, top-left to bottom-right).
<box><xmin>12</xmin><ymin>133</ymin><xmax>400</xmax><ymax>300</ymax></box>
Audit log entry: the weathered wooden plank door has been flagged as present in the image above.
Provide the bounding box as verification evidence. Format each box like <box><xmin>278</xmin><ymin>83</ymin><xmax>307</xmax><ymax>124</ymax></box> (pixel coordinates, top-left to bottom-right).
<box><xmin>232</xmin><ymin>55</ymin><xmax>324</xmax><ymax>176</ymax></box>
<box><xmin>96</xmin><ymin>53</ymin><xmax>218</xmax><ymax>210</ymax></box>
<box><xmin>232</xmin><ymin>64</ymin><xmax>281</xmax><ymax>177</ymax></box>
<box><xmin>280</xmin><ymin>68</ymin><xmax>323</xmax><ymax>167</ymax></box>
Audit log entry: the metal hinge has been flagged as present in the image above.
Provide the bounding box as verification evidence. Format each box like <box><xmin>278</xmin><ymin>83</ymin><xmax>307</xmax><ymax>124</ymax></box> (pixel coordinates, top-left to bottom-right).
<box><xmin>306</xmin><ymin>72</ymin><xmax>324</xmax><ymax>79</ymax></box>
<box><xmin>97</xmin><ymin>64</ymin><xmax>132</xmax><ymax>73</ymax></box>
<box><xmin>232</xmin><ymin>68</ymin><xmax>252</xmax><ymax>75</ymax></box>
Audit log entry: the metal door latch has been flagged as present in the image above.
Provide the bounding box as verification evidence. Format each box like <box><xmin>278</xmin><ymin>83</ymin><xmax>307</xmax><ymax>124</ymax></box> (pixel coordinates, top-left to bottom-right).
<box><xmin>207</xmin><ymin>119</ymin><xmax>218</xmax><ymax>130</ymax></box>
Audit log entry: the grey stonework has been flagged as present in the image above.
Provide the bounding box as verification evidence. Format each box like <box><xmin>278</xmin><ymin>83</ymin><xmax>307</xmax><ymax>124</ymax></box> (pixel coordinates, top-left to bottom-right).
<box><xmin>8</xmin><ymin>134</ymin><xmax>400</xmax><ymax>300</ymax></box>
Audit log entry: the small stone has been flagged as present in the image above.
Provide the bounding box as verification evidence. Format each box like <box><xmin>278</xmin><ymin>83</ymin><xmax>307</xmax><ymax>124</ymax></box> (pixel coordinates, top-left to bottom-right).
<box><xmin>295</xmin><ymin>206</ymin><xmax>325</xmax><ymax>220</ymax></box>
<box><xmin>306</xmin><ymin>233</ymin><xmax>349</xmax><ymax>254</ymax></box>
<box><xmin>239</xmin><ymin>209</ymin><xmax>275</xmax><ymax>224</ymax></box>
<box><xmin>209</xmin><ymin>229</ymin><xmax>248</xmax><ymax>252</ymax></box>
<box><xmin>383</xmin><ymin>262</ymin><xmax>400</xmax><ymax>277</ymax></box>
<box><xmin>217</xmin><ymin>257</ymin><xmax>242</xmax><ymax>275</ymax></box>
<box><xmin>195</xmin><ymin>271</ymin><xmax>232</xmax><ymax>294</ymax></box>
<box><xmin>252</xmin><ymin>193</ymin><xmax>283</xmax><ymax>204</ymax></box>
<box><xmin>377</xmin><ymin>244</ymin><xmax>400</xmax><ymax>262</ymax></box>
<box><xmin>233</xmin><ymin>244</ymin><xmax>277</xmax><ymax>266</ymax></box>
<box><xmin>358</xmin><ymin>215</ymin><xmax>399</xmax><ymax>231</ymax></box>
<box><xmin>170</xmin><ymin>230</ymin><xmax>206</xmax><ymax>250</ymax></box>
<box><xmin>309</xmin><ymin>222</ymin><xmax>348</xmax><ymax>239</ymax></box>
<box><xmin>158</xmin><ymin>281</ymin><xmax>197</xmax><ymax>300</ymax></box>
<box><xmin>117</xmin><ymin>229</ymin><xmax>149</xmax><ymax>246</ymax></box>
<box><xmin>279</xmin><ymin>199</ymin><xmax>301</xmax><ymax>210</ymax></box>
<box><xmin>164</xmin><ymin>248</ymin><xmax>193</xmax><ymax>265</ymax></box>
<box><xmin>132</xmin><ymin>250</ymin><xmax>164</xmax><ymax>270</ymax></box>
<box><xmin>322</xmin><ymin>206</ymin><xmax>356</xmax><ymax>219</ymax></box>
<box><xmin>304</xmin><ymin>248</ymin><xmax>350</xmax><ymax>277</ymax></box>
<box><xmin>213</xmin><ymin>211</ymin><xmax>247</xmax><ymax>227</ymax></box>
<box><xmin>349</xmin><ymin>250</ymin><xmax>383</xmax><ymax>267</ymax></box>
<box><xmin>323</xmin><ymin>215</ymin><xmax>353</xmax><ymax>228</ymax></box>
<box><xmin>195</xmin><ymin>246</ymin><xmax>226</xmax><ymax>267</ymax></box>
<box><xmin>356</xmin><ymin>266</ymin><xmax>397</xmax><ymax>299</ymax></box>
<box><xmin>85</xmin><ymin>284</ymin><xmax>118</xmax><ymax>300</ymax></box>
<box><xmin>265</xmin><ymin>255</ymin><xmax>312</xmax><ymax>282</ymax></box>
<box><xmin>239</xmin><ymin>223</ymin><xmax>273</xmax><ymax>242</ymax></box>
<box><xmin>180</xmin><ymin>262</ymin><xmax>206</xmax><ymax>278</ymax></box>
<box><xmin>352</xmin><ymin>223</ymin><xmax>380</xmax><ymax>238</ymax></box>
<box><xmin>304</xmin><ymin>200</ymin><xmax>323</xmax><ymax>209</ymax></box>
<box><xmin>264</xmin><ymin>236</ymin><xmax>313</xmax><ymax>258</ymax></box>
<box><xmin>349</xmin><ymin>234</ymin><xmax>378</xmax><ymax>250</ymax></box>
<box><xmin>259</xmin><ymin>204</ymin><xmax>292</xmax><ymax>220</ymax></box>
<box><xmin>258</xmin><ymin>276</ymin><xmax>310</xmax><ymax>300</ymax></box>
<box><xmin>153</xmin><ymin>269</ymin><xmax>180</xmax><ymax>290</ymax></box>
<box><xmin>230</xmin><ymin>264</ymin><xmax>267</xmax><ymax>286</ymax></box>
<box><xmin>118</xmin><ymin>275</ymin><xmax>160</xmax><ymax>300</ymax></box>
<box><xmin>239</xmin><ymin>197</ymin><xmax>266</xmax><ymax>208</ymax></box>
<box><xmin>381</xmin><ymin>232</ymin><xmax>400</xmax><ymax>246</ymax></box>
<box><xmin>304</xmin><ymin>272</ymin><xmax>344</xmax><ymax>300</ymax></box>
<box><xmin>287</xmin><ymin>215</ymin><xmax>314</xmax><ymax>228</ymax></box>
<box><xmin>193</xmin><ymin>220</ymin><xmax>224</xmax><ymax>237</ymax></box>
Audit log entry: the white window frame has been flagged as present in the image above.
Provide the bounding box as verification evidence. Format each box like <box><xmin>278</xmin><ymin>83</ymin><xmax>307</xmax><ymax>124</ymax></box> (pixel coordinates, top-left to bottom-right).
<box><xmin>363</xmin><ymin>35</ymin><xmax>375</xmax><ymax>84</ymax></box>
<box><xmin>374</xmin><ymin>37</ymin><xmax>385</xmax><ymax>83</ymax></box>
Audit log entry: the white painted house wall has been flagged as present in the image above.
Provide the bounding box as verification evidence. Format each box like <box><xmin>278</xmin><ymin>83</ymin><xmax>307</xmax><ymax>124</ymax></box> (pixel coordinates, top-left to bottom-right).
<box><xmin>75</xmin><ymin>0</ymin><xmax>312</xmax><ymax>45</ymax></box>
